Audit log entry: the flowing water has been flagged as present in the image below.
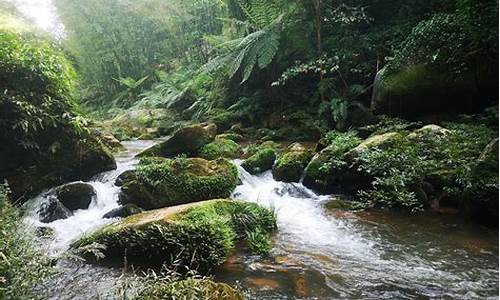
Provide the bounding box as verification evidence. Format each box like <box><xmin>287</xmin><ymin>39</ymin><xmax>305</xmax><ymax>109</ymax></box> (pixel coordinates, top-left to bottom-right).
<box><xmin>23</xmin><ymin>141</ymin><xmax>498</xmax><ymax>299</ymax></box>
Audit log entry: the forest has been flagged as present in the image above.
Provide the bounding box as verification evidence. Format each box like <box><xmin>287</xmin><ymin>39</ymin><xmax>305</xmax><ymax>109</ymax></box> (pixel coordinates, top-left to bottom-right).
<box><xmin>0</xmin><ymin>0</ymin><xmax>498</xmax><ymax>299</ymax></box>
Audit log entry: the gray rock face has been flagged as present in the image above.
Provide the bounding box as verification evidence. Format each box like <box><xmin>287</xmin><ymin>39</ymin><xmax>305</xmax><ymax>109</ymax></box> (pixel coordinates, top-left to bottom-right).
<box><xmin>38</xmin><ymin>197</ymin><xmax>73</xmax><ymax>223</ymax></box>
<box><xmin>54</xmin><ymin>182</ymin><xmax>96</xmax><ymax>211</ymax></box>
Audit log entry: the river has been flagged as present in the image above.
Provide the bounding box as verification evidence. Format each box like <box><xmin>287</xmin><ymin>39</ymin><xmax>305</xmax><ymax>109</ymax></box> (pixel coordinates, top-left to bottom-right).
<box><xmin>23</xmin><ymin>140</ymin><xmax>499</xmax><ymax>299</ymax></box>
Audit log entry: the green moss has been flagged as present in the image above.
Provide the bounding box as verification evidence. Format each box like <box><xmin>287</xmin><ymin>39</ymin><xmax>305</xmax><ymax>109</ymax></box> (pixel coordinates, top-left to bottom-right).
<box><xmin>137</xmin><ymin>278</ymin><xmax>243</xmax><ymax>300</ymax></box>
<box><xmin>272</xmin><ymin>147</ymin><xmax>313</xmax><ymax>182</ymax></box>
<box><xmin>198</xmin><ymin>138</ymin><xmax>241</xmax><ymax>160</ymax></box>
<box><xmin>72</xmin><ymin>200</ymin><xmax>276</xmax><ymax>272</ymax></box>
<box><xmin>120</xmin><ymin>157</ymin><xmax>239</xmax><ymax>209</ymax></box>
<box><xmin>241</xmin><ymin>148</ymin><xmax>276</xmax><ymax>175</ymax></box>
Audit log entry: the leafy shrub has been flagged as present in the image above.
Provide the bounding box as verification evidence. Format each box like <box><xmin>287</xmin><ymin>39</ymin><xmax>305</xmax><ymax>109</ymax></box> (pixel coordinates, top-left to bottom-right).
<box><xmin>137</xmin><ymin>278</ymin><xmax>243</xmax><ymax>300</ymax></box>
<box><xmin>320</xmin><ymin>131</ymin><xmax>361</xmax><ymax>173</ymax></box>
<box><xmin>356</xmin><ymin>122</ymin><xmax>498</xmax><ymax>209</ymax></box>
<box><xmin>0</xmin><ymin>184</ymin><xmax>50</xmax><ymax>299</ymax></box>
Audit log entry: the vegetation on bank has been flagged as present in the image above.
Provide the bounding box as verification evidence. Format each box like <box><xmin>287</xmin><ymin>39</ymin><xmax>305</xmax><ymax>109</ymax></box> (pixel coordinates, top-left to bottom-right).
<box><xmin>0</xmin><ymin>26</ymin><xmax>116</xmax><ymax>202</ymax></box>
<box><xmin>0</xmin><ymin>184</ymin><xmax>50</xmax><ymax>299</ymax></box>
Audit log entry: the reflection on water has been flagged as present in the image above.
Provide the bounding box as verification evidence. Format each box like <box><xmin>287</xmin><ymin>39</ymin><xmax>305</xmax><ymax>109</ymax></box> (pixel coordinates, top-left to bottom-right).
<box><xmin>218</xmin><ymin>163</ymin><xmax>499</xmax><ymax>299</ymax></box>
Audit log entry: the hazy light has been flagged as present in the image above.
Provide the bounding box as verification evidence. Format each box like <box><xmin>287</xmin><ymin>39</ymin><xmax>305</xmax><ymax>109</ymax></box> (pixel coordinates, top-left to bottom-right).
<box><xmin>10</xmin><ymin>0</ymin><xmax>65</xmax><ymax>38</ymax></box>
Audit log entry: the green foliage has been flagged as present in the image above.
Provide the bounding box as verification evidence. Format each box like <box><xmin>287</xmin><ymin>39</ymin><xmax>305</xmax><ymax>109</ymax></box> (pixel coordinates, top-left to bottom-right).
<box><xmin>320</xmin><ymin>131</ymin><xmax>362</xmax><ymax>173</ymax></box>
<box><xmin>0</xmin><ymin>184</ymin><xmax>51</xmax><ymax>299</ymax></box>
<box><xmin>391</xmin><ymin>0</ymin><xmax>498</xmax><ymax>75</ymax></box>
<box><xmin>359</xmin><ymin>116</ymin><xmax>422</xmax><ymax>136</ymax></box>
<box><xmin>246</xmin><ymin>228</ymin><xmax>272</xmax><ymax>255</ymax></box>
<box><xmin>356</xmin><ymin>122</ymin><xmax>498</xmax><ymax>209</ymax></box>
<box><xmin>204</xmin><ymin>17</ymin><xmax>282</xmax><ymax>83</ymax></box>
<box><xmin>0</xmin><ymin>30</ymin><xmax>81</xmax><ymax>148</ymax></box>
<box><xmin>137</xmin><ymin>278</ymin><xmax>244</xmax><ymax>300</ymax></box>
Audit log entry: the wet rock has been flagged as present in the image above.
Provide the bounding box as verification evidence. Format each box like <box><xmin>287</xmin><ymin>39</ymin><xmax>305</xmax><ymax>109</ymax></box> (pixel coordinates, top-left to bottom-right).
<box><xmin>138</xmin><ymin>123</ymin><xmax>217</xmax><ymax>157</ymax></box>
<box><xmin>38</xmin><ymin>197</ymin><xmax>73</xmax><ymax>223</ymax></box>
<box><xmin>54</xmin><ymin>182</ymin><xmax>96</xmax><ymax>211</ymax></box>
<box><xmin>246</xmin><ymin>277</ymin><xmax>282</xmax><ymax>291</ymax></box>
<box><xmin>324</xmin><ymin>197</ymin><xmax>361</xmax><ymax>211</ymax></box>
<box><xmin>103</xmin><ymin>204</ymin><xmax>143</xmax><ymax>219</ymax></box>
<box><xmin>272</xmin><ymin>143</ymin><xmax>314</xmax><ymax>183</ymax></box>
<box><xmin>115</xmin><ymin>170</ymin><xmax>136</xmax><ymax>187</ymax></box>
<box><xmin>35</xmin><ymin>226</ymin><xmax>56</xmax><ymax>239</ymax></box>
<box><xmin>274</xmin><ymin>184</ymin><xmax>315</xmax><ymax>199</ymax></box>
<box><xmin>241</xmin><ymin>148</ymin><xmax>276</xmax><ymax>175</ymax></box>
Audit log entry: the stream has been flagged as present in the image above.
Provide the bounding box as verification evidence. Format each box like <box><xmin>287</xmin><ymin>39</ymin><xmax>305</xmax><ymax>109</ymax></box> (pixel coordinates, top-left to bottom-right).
<box><xmin>23</xmin><ymin>140</ymin><xmax>498</xmax><ymax>299</ymax></box>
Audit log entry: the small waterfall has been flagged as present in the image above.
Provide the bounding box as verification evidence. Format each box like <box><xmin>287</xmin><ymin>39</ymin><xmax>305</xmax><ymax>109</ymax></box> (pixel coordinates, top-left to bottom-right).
<box><xmin>23</xmin><ymin>140</ymin><xmax>157</xmax><ymax>253</ymax></box>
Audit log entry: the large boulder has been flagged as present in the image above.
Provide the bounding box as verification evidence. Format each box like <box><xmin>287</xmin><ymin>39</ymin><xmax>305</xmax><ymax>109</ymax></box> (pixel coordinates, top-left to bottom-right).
<box><xmin>198</xmin><ymin>138</ymin><xmax>242</xmax><ymax>160</ymax></box>
<box><xmin>241</xmin><ymin>148</ymin><xmax>276</xmax><ymax>175</ymax></box>
<box><xmin>138</xmin><ymin>124</ymin><xmax>217</xmax><ymax>157</ymax></box>
<box><xmin>136</xmin><ymin>279</ymin><xmax>243</xmax><ymax>300</ymax></box>
<box><xmin>371</xmin><ymin>65</ymin><xmax>496</xmax><ymax>118</ymax></box>
<box><xmin>53</xmin><ymin>182</ymin><xmax>96</xmax><ymax>211</ymax></box>
<box><xmin>272</xmin><ymin>143</ymin><xmax>313</xmax><ymax>182</ymax></box>
<box><xmin>72</xmin><ymin>200</ymin><xmax>276</xmax><ymax>272</ymax></box>
<box><xmin>118</xmin><ymin>157</ymin><xmax>239</xmax><ymax>209</ymax></box>
<box><xmin>38</xmin><ymin>197</ymin><xmax>73</xmax><ymax>223</ymax></box>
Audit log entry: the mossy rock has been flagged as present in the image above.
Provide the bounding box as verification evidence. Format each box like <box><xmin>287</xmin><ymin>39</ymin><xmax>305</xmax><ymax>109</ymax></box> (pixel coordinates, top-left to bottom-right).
<box><xmin>371</xmin><ymin>65</ymin><xmax>496</xmax><ymax>118</ymax></box>
<box><xmin>241</xmin><ymin>148</ymin><xmax>276</xmax><ymax>175</ymax></box>
<box><xmin>407</xmin><ymin>124</ymin><xmax>451</xmax><ymax>141</ymax></box>
<box><xmin>137</xmin><ymin>278</ymin><xmax>243</xmax><ymax>300</ymax></box>
<box><xmin>118</xmin><ymin>157</ymin><xmax>239</xmax><ymax>209</ymax></box>
<box><xmin>198</xmin><ymin>138</ymin><xmax>242</xmax><ymax>160</ymax></box>
<box><xmin>72</xmin><ymin>200</ymin><xmax>276</xmax><ymax>272</ymax></box>
<box><xmin>272</xmin><ymin>143</ymin><xmax>313</xmax><ymax>182</ymax></box>
<box><xmin>138</xmin><ymin>124</ymin><xmax>217</xmax><ymax>157</ymax></box>
<box><xmin>344</xmin><ymin>132</ymin><xmax>400</xmax><ymax>162</ymax></box>
<box><xmin>303</xmin><ymin>145</ymin><xmax>370</xmax><ymax>194</ymax></box>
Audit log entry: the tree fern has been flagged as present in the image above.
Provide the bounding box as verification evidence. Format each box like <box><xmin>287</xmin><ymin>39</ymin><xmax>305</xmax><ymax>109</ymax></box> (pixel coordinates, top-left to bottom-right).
<box><xmin>203</xmin><ymin>14</ymin><xmax>283</xmax><ymax>83</ymax></box>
